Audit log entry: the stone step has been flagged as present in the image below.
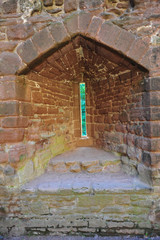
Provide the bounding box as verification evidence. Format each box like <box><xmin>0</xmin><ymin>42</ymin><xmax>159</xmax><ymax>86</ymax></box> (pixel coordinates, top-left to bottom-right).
<box><xmin>22</xmin><ymin>171</ymin><xmax>151</xmax><ymax>194</ymax></box>
<box><xmin>47</xmin><ymin>147</ymin><xmax>121</xmax><ymax>174</ymax></box>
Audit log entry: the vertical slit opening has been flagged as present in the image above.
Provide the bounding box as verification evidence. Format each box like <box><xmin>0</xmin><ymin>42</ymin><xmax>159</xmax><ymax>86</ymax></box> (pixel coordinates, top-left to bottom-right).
<box><xmin>80</xmin><ymin>83</ymin><xmax>87</xmax><ymax>137</ymax></box>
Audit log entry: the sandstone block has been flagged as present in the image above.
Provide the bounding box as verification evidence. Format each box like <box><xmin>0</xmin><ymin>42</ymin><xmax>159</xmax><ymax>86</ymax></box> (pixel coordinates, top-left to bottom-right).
<box><xmin>146</xmin><ymin>77</ymin><xmax>160</xmax><ymax>91</ymax></box>
<box><xmin>2</xmin><ymin>0</ymin><xmax>17</xmax><ymax>14</ymax></box>
<box><xmin>43</xmin><ymin>0</ymin><xmax>53</xmax><ymax>6</ymax></box>
<box><xmin>0</xmin><ymin>128</ymin><xmax>24</xmax><ymax>144</ymax></box>
<box><xmin>87</xmin><ymin>16</ymin><xmax>103</xmax><ymax>38</ymax></box>
<box><xmin>55</xmin><ymin>0</ymin><xmax>63</xmax><ymax>6</ymax></box>
<box><xmin>0</xmin><ymin>102</ymin><xmax>19</xmax><ymax>116</ymax></box>
<box><xmin>115</xmin><ymin>31</ymin><xmax>135</xmax><ymax>53</ymax></box>
<box><xmin>70</xmin><ymin>163</ymin><xmax>81</xmax><ymax>172</ymax></box>
<box><xmin>0</xmin><ymin>41</ymin><xmax>18</xmax><ymax>52</ymax></box>
<box><xmin>30</xmin><ymin>200</ymin><xmax>50</xmax><ymax>215</ymax></box>
<box><xmin>81</xmin><ymin>160</ymin><xmax>99</xmax><ymax>169</ymax></box>
<box><xmin>79</xmin><ymin>0</ymin><xmax>103</xmax><ymax>9</ymax></box>
<box><xmin>8</xmin><ymin>143</ymin><xmax>26</xmax><ymax>163</ymax></box>
<box><xmin>78</xmin><ymin>11</ymin><xmax>92</xmax><ymax>34</ymax></box>
<box><xmin>0</xmin><ymin>52</ymin><xmax>22</xmax><ymax>75</ymax></box>
<box><xmin>87</xmin><ymin>165</ymin><xmax>102</xmax><ymax>173</ymax></box>
<box><xmin>137</xmin><ymin>163</ymin><xmax>152</xmax><ymax>186</ymax></box>
<box><xmin>0</xmin><ymin>151</ymin><xmax>8</xmax><ymax>163</ymax></box>
<box><xmin>51</xmin><ymin>161</ymin><xmax>68</xmax><ymax>173</ymax></box>
<box><xmin>0</xmin><ymin>80</ymin><xmax>16</xmax><ymax>100</ymax></box>
<box><xmin>98</xmin><ymin>21</ymin><xmax>122</xmax><ymax>50</ymax></box>
<box><xmin>20</xmin><ymin>102</ymin><xmax>33</xmax><ymax>116</ymax></box>
<box><xmin>32</xmin><ymin>28</ymin><xmax>54</xmax><ymax>55</ymax></box>
<box><xmin>49</xmin><ymin>22</ymin><xmax>69</xmax><ymax>44</ymax></box>
<box><xmin>64</xmin><ymin>0</ymin><xmax>77</xmax><ymax>13</ymax></box>
<box><xmin>7</xmin><ymin>23</ymin><xmax>34</xmax><ymax>40</ymax></box>
<box><xmin>127</xmin><ymin>38</ymin><xmax>148</xmax><ymax>62</ymax></box>
<box><xmin>17</xmin><ymin>39</ymin><xmax>38</xmax><ymax>64</ymax></box>
<box><xmin>63</xmin><ymin>13</ymin><xmax>78</xmax><ymax>36</ymax></box>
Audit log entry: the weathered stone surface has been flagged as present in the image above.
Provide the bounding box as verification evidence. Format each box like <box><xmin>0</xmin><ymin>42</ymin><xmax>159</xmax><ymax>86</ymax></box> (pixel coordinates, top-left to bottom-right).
<box><xmin>49</xmin><ymin>22</ymin><xmax>69</xmax><ymax>44</ymax></box>
<box><xmin>70</xmin><ymin>163</ymin><xmax>81</xmax><ymax>172</ymax></box>
<box><xmin>63</xmin><ymin>13</ymin><xmax>78</xmax><ymax>35</ymax></box>
<box><xmin>4</xmin><ymin>165</ymin><xmax>15</xmax><ymax>176</ymax></box>
<box><xmin>17</xmin><ymin>39</ymin><xmax>38</xmax><ymax>64</ymax></box>
<box><xmin>137</xmin><ymin>163</ymin><xmax>152</xmax><ymax>185</ymax></box>
<box><xmin>55</xmin><ymin>0</ymin><xmax>63</xmax><ymax>6</ymax></box>
<box><xmin>79</xmin><ymin>0</ymin><xmax>103</xmax><ymax>9</ymax></box>
<box><xmin>78</xmin><ymin>11</ymin><xmax>92</xmax><ymax>34</ymax></box>
<box><xmin>19</xmin><ymin>0</ymin><xmax>42</xmax><ymax>17</ymax></box>
<box><xmin>7</xmin><ymin>23</ymin><xmax>34</xmax><ymax>40</ymax></box>
<box><xmin>87</xmin><ymin>165</ymin><xmax>102</xmax><ymax>173</ymax></box>
<box><xmin>0</xmin><ymin>128</ymin><xmax>24</xmax><ymax>144</ymax></box>
<box><xmin>0</xmin><ymin>52</ymin><xmax>22</xmax><ymax>75</ymax></box>
<box><xmin>98</xmin><ymin>21</ymin><xmax>122</xmax><ymax>49</ymax></box>
<box><xmin>0</xmin><ymin>41</ymin><xmax>18</xmax><ymax>52</ymax></box>
<box><xmin>87</xmin><ymin>16</ymin><xmax>103</xmax><ymax>38</ymax></box>
<box><xmin>43</xmin><ymin>0</ymin><xmax>53</xmax><ymax>7</ymax></box>
<box><xmin>2</xmin><ymin>0</ymin><xmax>17</xmax><ymax>14</ymax></box>
<box><xmin>64</xmin><ymin>0</ymin><xmax>77</xmax><ymax>13</ymax></box>
<box><xmin>32</xmin><ymin>28</ymin><xmax>54</xmax><ymax>55</ymax></box>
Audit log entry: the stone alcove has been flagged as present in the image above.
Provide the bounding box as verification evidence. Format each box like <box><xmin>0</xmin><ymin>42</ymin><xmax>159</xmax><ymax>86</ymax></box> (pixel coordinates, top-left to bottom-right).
<box><xmin>2</xmin><ymin>2</ymin><xmax>160</xmax><ymax>235</ymax></box>
<box><xmin>16</xmin><ymin>35</ymin><xmax>149</xmax><ymax>185</ymax></box>
<box><xmin>0</xmin><ymin>16</ymin><xmax>151</xmax><ymax>187</ymax></box>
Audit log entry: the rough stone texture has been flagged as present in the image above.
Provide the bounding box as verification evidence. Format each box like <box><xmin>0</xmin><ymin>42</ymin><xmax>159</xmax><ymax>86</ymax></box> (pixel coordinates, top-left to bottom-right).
<box><xmin>0</xmin><ymin>52</ymin><xmax>22</xmax><ymax>75</ymax></box>
<box><xmin>64</xmin><ymin>0</ymin><xmax>77</xmax><ymax>13</ymax></box>
<box><xmin>0</xmin><ymin>0</ymin><xmax>160</xmax><ymax>236</ymax></box>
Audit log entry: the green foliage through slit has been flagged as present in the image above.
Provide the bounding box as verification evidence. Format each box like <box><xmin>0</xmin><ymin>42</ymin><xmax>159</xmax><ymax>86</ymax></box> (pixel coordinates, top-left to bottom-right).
<box><xmin>80</xmin><ymin>83</ymin><xmax>87</xmax><ymax>137</ymax></box>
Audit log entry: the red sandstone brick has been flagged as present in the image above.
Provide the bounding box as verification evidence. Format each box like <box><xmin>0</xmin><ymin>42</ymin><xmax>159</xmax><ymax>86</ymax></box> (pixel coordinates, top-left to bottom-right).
<box><xmin>98</xmin><ymin>21</ymin><xmax>122</xmax><ymax>50</ymax></box>
<box><xmin>20</xmin><ymin>103</ymin><xmax>33</xmax><ymax>116</ymax></box>
<box><xmin>64</xmin><ymin>0</ymin><xmax>77</xmax><ymax>13</ymax></box>
<box><xmin>139</xmin><ymin>49</ymin><xmax>151</xmax><ymax>70</ymax></box>
<box><xmin>26</xmin><ymin>142</ymin><xmax>36</xmax><ymax>158</ymax></box>
<box><xmin>8</xmin><ymin>143</ymin><xmax>26</xmax><ymax>163</ymax></box>
<box><xmin>150</xmin><ymin>107</ymin><xmax>160</xmax><ymax>121</ymax></box>
<box><xmin>32</xmin><ymin>91</ymin><xmax>43</xmax><ymax>103</ymax></box>
<box><xmin>63</xmin><ymin>13</ymin><xmax>78</xmax><ymax>36</ymax></box>
<box><xmin>127</xmin><ymin>38</ymin><xmax>149</xmax><ymax>62</ymax></box>
<box><xmin>0</xmin><ymin>128</ymin><xmax>24</xmax><ymax>144</ymax></box>
<box><xmin>0</xmin><ymin>41</ymin><xmax>18</xmax><ymax>52</ymax></box>
<box><xmin>78</xmin><ymin>11</ymin><xmax>92</xmax><ymax>34</ymax></box>
<box><xmin>151</xmin><ymin>139</ymin><xmax>160</xmax><ymax>152</ymax></box>
<box><xmin>0</xmin><ymin>151</ymin><xmax>8</xmax><ymax>163</ymax></box>
<box><xmin>0</xmin><ymin>80</ymin><xmax>15</xmax><ymax>100</ymax></box>
<box><xmin>35</xmin><ymin>105</ymin><xmax>47</xmax><ymax>115</ymax></box>
<box><xmin>7</xmin><ymin>23</ymin><xmax>34</xmax><ymax>40</ymax></box>
<box><xmin>15</xmin><ymin>79</ymin><xmax>31</xmax><ymax>102</ymax></box>
<box><xmin>0</xmin><ymin>102</ymin><xmax>19</xmax><ymax>116</ymax></box>
<box><xmin>60</xmin><ymin>41</ymin><xmax>74</xmax><ymax>55</ymax></box>
<box><xmin>87</xmin><ymin>16</ymin><xmax>103</xmax><ymax>38</ymax></box>
<box><xmin>0</xmin><ymin>52</ymin><xmax>22</xmax><ymax>75</ymax></box>
<box><xmin>43</xmin><ymin>0</ymin><xmax>53</xmax><ymax>6</ymax></box>
<box><xmin>48</xmin><ymin>107</ymin><xmax>58</xmax><ymax>114</ymax></box>
<box><xmin>49</xmin><ymin>21</ymin><xmax>70</xmax><ymax>45</ymax></box>
<box><xmin>114</xmin><ymin>30</ymin><xmax>135</xmax><ymax>54</ymax></box>
<box><xmin>2</xmin><ymin>117</ymin><xmax>28</xmax><ymax>128</ymax></box>
<box><xmin>66</xmin><ymin>50</ymin><xmax>78</xmax><ymax>66</ymax></box>
<box><xmin>2</xmin><ymin>0</ymin><xmax>17</xmax><ymax>14</ymax></box>
<box><xmin>17</xmin><ymin>39</ymin><xmax>38</xmax><ymax>64</ymax></box>
<box><xmin>32</xmin><ymin>28</ymin><xmax>55</xmax><ymax>55</ymax></box>
<box><xmin>145</xmin><ymin>77</ymin><xmax>160</xmax><ymax>91</ymax></box>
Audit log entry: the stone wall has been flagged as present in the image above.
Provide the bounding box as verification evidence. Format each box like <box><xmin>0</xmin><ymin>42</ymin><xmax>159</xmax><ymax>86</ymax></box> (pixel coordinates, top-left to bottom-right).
<box><xmin>0</xmin><ymin>184</ymin><xmax>156</xmax><ymax>237</ymax></box>
<box><xmin>0</xmin><ymin>0</ymin><xmax>160</xmax><ymax>235</ymax></box>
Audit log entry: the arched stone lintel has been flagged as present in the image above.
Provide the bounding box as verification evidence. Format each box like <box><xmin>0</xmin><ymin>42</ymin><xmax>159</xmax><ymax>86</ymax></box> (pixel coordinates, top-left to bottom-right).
<box><xmin>0</xmin><ymin>12</ymin><xmax>151</xmax><ymax>76</ymax></box>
